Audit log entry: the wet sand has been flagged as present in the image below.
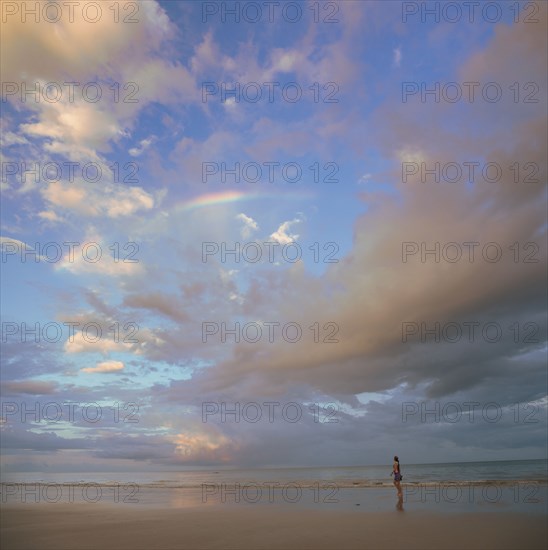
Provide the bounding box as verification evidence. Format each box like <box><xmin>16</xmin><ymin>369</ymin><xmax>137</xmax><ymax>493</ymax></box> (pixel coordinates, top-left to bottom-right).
<box><xmin>1</xmin><ymin>502</ymin><xmax>546</xmax><ymax>550</ymax></box>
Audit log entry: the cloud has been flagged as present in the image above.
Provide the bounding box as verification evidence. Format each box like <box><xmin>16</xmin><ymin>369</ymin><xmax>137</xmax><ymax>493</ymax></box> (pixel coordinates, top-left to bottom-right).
<box><xmin>190</xmin><ymin>31</ymin><xmax>221</xmax><ymax>74</ymax></box>
<box><xmin>358</xmin><ymin>173</ymin><xmax>373</xmax><ymax>184</ymax></box>
<box><xmin>1</xmin><ymin>2</ymin><xmax>546</xmax><ymax>471</ymax></box>
<box><xmin>1</xmin><ymin>380</ymin><xmax>58</xmax><ymax>396</ymax></box>
<box><xmin>0</xmin><ymin>236</ymin><xmax>46</xmax><ymax>261</ymax></box>
<box><xmin>54</xmin><ymin>229</ymin><xmax>143</xmax><ymax>277</ymax></box>
<box><xmin>393</xmin><ymin>47</ymin><xmax>402</xmax><ymax>67</ymax></box>
<box><xmin>36</xmin><ymin>210</ymin><xmax>63</xmax><ymax>224</ymax></box>
<box><xmin>0</xmin><ymin>131</ymin><xmax>28</xmax><ymax>147</ymax></box>
<box><xmin>123</xmin><ymin>292</ymin><xmax>189</xmax><ymax>322</ymax></box>
<box><xmin>1</xmin><ymin>1</ymin><xmax>196</xmax><ymax>157</ymax></box>
<box><xmin>42</xmin><ymin>180</ymin><xmax>154</xmax><ymax>218</ymax></box>
<box><xmin>171</xmin><ymin>429</ymin><xmax>239</xmax><ymax>464</ymax></box>
<box><xmin>236</xmin><ymin>213</ymin><xmax>259</xmax><ymax>239</ymax></box>
<box><xmin>158</xmin><ymin>12</ymin><xmax>547</xmax><ymax>407</ymax></box>
<box><xmin>81</xmin><ymin>360</ymin><xmax>125</xmax><ymax>374</ymax></box>
<box><xmin>269</xmin><ymin>218</ymin><xmax>301</xmax><ymax>244</ymax></box>
<box><xmin>19</xmin><ymin>96</ymin><xmax>124</xmax><ymax>159</ymax></box>
<box><xmin>64</xmin><ymin>330</ymin><xmax>134</xmax><ymax>356</ymax></box>
<box><xmin>129</xmin><ymin>136</ymin><xmax>156</xmax><ymax>157</ymax></box>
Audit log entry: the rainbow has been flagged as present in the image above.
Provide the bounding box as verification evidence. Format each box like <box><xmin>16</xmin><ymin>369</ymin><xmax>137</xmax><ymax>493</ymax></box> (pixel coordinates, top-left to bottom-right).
<box><xmin>175</xmin><ymin>190</ymin><xmax>314</xmax><ymax>212</ymax></box>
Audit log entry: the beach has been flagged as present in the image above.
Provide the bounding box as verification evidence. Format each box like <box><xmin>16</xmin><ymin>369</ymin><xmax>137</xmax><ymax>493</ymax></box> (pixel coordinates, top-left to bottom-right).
<box><xmin>1</xmin><ymin>500</ymin><xmax>546</xmax><ymax>550</ymax></box>
<box><xmin>1</xmin><ymin>480</ymin><xmax>547</xmax><ymax>550</ymax></box>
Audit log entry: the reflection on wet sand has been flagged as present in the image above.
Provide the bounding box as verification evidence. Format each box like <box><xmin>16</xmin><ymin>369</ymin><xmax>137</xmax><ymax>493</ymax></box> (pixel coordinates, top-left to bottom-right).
<box><xmin>394</xmin><ymin>480</ymin><xmax>404</xmax><ymax>511</ymax></box>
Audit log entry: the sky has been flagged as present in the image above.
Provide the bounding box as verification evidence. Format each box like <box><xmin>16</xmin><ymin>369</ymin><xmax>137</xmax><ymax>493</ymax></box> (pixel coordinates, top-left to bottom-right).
<box><xmin>0</xmin><ymin>0</ymin><xmax>546</xmax><ymax>473</ymax></box>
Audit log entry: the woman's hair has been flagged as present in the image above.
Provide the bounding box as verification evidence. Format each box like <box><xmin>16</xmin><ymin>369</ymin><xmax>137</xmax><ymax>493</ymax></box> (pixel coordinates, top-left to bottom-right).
<box><xmin>394</xmin><ymin>456</ymin><xmax>399</xmax><ymax>462</ymax></box>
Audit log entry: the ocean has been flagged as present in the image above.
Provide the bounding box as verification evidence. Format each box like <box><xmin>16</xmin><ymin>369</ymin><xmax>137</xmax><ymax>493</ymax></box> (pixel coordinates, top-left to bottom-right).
<box><xmin>1</xmin><ymin>458</ymin><xmax>546</xmax><ymax>487</ymax></box>
<box><xmin>1</xmin><ymin>459</ymin><xmax>547</xmax><ymax>513</ymax></box>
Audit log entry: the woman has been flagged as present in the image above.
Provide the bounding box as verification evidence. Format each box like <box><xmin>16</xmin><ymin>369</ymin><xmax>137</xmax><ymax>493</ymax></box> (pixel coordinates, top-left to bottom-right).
<box><xmin>392</xmin><ymin>456</ymin><xmax>402</xmax><ymax>482</ymax></box>
<box><xmin>392</xmin><ymin>455</ymin><xmax>403</xmax><ymax>511</ymax></box>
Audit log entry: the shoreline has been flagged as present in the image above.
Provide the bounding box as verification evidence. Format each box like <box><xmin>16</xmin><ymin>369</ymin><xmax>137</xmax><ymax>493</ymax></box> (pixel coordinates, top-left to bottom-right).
<box><xmin>0</xmin><ymin>482</ymin><xmax>548</xmax><ymax>515</ymax></box>
<box><xmin>2</xmin><ymin>483</ymin><xmax>546</xmax><ymax>513</ymax></box>
<box><xmin>2</xmin><ymin>478</ymin><xmax>546</xmax><ymax>489</ymax></box>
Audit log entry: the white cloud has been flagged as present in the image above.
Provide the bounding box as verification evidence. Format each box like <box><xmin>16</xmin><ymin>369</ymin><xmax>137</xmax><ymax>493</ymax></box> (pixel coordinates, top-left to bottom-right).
<box><xmin>223</xmin><ymin>96</ymin><xmax>237</xmax><ymax>111</ymax></box>
<box><xmin>236</xmin><ymin>213</ymin><xmax>259</xmax><ymax>239</ymax></box>
<box><xmin>270</xmin><ymin>50</ymin><xmax>302</xmax><ymax>73</ymax></box>
<box><xmin>81</xmin><ymin>360</ymin><xmax>124</xmax><ymax>374</ymax></box>
<box><xmin>64</xmin><ymin>329</ymin><xmax>134</xmax><ymax>355</ymax></box>
<box><xmin>398</xmin><ymin>147</ymin><xmax>426</xmax><ymax>165</ymax></box>
<box><xmin>171</xmin><ymin>429</ymin><xmax>239</xmax><ymax>463</ymax></box>
<box><xmin>0</xmin><ymin>132</ymin><xmax>29</xmax><ymax>147</ymax></box>
<box><xmin>1</xmin><ymin>2</ymin><xmax>196</xmax><ymax>158</ymax></box>
<box><xmin>19</xmin><ymin>96</ymin><xmax>122</xmax><ymax>159</ymax></box>
<box><xmin>55</xmin><ymin>229</ymin><xmax>142</xmax><ymax>277</ymax></box>
<box><xmin>129</xmin><ymin>136</ymin><xmax>156</xmax><ymax>157</ymax></box>
<box><xmin>37</xmin><ymin>210</ymin><xmax>63</xmax><ymax>223</ymax></box>
<box><xmin>42</xmin><ymin>180</ymin><xmax>154</xmax><ymax>219</ymax></box>
<box><xmin>269</xmin><ymin>218</ymin><xmax>301</xmax><ymax>244</ymax></box>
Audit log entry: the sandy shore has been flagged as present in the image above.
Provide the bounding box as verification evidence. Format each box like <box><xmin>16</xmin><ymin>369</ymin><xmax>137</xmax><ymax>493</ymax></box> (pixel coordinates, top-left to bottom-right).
<box><xmin>1</xmin><ymin>503</ymin><xmax>546</xmax><ymax>550</ymax></box>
